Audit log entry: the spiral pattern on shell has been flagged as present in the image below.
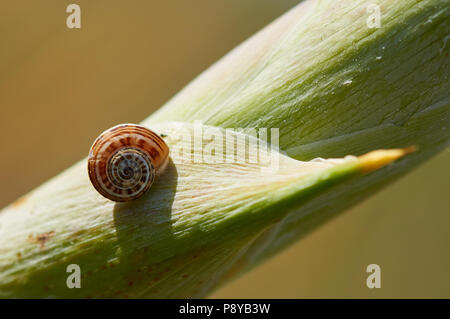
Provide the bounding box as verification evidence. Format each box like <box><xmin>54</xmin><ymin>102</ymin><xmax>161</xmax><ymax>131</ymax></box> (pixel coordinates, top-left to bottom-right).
<box><xmin>88</xmin><ymin>124</ymin><xmax>169</xmax><ymax>202</ymax></box>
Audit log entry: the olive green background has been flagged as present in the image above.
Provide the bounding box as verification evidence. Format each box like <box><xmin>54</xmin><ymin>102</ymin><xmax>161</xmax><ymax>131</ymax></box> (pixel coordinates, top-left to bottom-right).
<box><xmin>0</xmin><ymin>1</ymin><xmax>448</xmax><ymax>298</ymax></box>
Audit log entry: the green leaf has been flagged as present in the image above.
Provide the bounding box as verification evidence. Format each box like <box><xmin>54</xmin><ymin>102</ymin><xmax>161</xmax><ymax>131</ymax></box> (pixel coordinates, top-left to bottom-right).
<box><xmin>0</xmin><ymin>122</ymin><xmax>409</xmax><ymax>297</ymax></box>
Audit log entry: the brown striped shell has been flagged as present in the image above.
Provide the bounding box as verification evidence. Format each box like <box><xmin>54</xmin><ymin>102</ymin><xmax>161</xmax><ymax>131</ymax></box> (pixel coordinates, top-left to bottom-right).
<box><xmin>88</xmin><ymin>124</ymin><xmax>169</xmax><ymax>202</ymax></box>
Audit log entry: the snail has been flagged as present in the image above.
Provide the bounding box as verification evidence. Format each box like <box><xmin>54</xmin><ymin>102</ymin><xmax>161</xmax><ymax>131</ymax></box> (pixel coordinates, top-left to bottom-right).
<box><xmin>88</xmin><ymin>124</ymin><xmax>169</xmax><ymax>202</ymax></box>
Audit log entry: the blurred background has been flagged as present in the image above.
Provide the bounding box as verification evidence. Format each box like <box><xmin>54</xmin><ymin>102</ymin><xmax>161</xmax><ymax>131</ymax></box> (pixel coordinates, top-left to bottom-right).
<box><xmin>0</xmin><ymin>0</ymin><xmax>449</xmax><ymax>298</ymax></box>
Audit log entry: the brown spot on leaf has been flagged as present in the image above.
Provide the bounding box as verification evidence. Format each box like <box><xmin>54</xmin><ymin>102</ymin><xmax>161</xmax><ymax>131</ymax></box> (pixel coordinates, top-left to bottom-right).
<box><xmin>28</xmin><ymin>231</ymin><xmax>55</xmax><ymax>249</ymax></box>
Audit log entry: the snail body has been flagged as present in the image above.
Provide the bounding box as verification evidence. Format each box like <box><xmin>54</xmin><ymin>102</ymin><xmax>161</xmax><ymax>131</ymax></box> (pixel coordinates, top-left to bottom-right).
<box><xmin>88</xmin><ymin>124</ymin><xmax>169</xmax><ymax>202</ymax></box>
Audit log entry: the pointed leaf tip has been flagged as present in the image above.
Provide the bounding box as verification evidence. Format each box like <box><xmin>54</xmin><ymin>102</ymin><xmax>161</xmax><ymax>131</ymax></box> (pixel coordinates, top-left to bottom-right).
<box><xmin>358</xmin><ymin>146</ymin><xmax>417</xmax><ymax>173</ymax></box>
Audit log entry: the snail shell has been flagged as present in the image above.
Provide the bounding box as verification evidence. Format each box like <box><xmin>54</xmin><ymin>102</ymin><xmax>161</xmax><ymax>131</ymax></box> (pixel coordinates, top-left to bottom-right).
<box><xmin>88</xmin><ymin>124</ymin><xmax>169</xmax><ymax>202</ymax></box>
